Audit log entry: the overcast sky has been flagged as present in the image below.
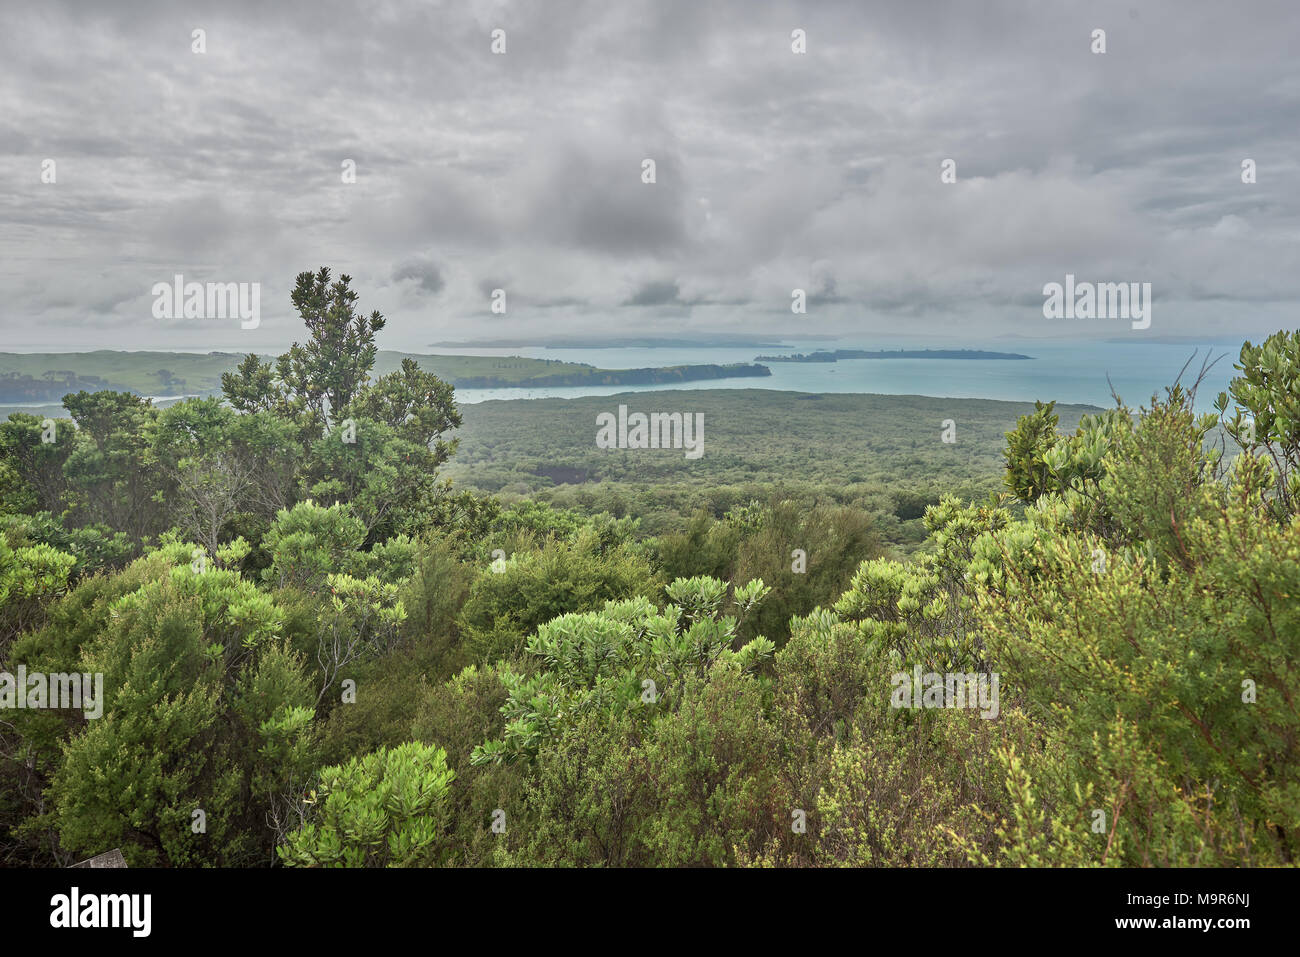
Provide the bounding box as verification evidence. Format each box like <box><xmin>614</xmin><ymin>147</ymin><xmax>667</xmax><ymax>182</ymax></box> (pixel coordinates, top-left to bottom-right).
<box><xmin>2</xmin><ymin>0</ymin><xmax>1297</xmax><ymax>352</ymax></box>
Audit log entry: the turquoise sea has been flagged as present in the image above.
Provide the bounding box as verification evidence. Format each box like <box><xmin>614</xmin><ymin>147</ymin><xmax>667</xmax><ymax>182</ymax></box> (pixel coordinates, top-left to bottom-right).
<box><xmin>447</xmin><ymin>338</ymin><xmax>1244</xmax><ymax>414</ymax></box>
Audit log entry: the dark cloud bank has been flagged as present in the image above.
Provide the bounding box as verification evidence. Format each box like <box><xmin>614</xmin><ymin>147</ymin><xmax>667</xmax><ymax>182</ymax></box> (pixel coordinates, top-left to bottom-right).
<box><xmin>1</xmin><ymin>0</ymin><xmax>1296</xmax><ymax>351</ymax></box>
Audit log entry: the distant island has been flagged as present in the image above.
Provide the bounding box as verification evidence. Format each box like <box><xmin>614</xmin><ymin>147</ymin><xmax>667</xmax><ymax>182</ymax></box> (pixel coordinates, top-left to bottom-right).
<box><xmin>753</xmin><ymin>348</ymin><xmax>1033</xmax><ymax>362</ymax></box>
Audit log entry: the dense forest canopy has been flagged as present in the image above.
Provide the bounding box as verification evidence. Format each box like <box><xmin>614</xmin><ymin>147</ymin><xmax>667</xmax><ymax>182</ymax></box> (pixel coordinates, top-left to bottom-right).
<box><xmin>1</xmin><ymin>270</ymin><xmax>1297</xmax><ymax>867</ymax></box>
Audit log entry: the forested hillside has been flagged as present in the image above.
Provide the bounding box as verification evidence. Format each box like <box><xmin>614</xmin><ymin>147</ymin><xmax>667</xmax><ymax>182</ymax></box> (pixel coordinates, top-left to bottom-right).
<box><xmin>447</xmin><ymin>389</ymin><xmax>1100</xmax><ymax>547</ymax></box>
<box><xmin>1</xmin><ymin>270</ymin><xmax>1296</xmax><ymax>868</ymax></box>
<box><xmin>0</xmin><ymin>351</ymin><xmax>768</xmax><ymax>404</ymax></box>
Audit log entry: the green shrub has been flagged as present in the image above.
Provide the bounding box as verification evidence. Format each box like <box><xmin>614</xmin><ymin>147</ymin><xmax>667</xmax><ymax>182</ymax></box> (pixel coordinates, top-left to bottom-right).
<box><xmin>278</xmin><ymin>742</ymin><xmax>455</xmax><ymax>868</ymax></box>
<box><xmin>457</xmin><ymin>529</ymin><xmax>659</xmax><ymax>663</ymax></box>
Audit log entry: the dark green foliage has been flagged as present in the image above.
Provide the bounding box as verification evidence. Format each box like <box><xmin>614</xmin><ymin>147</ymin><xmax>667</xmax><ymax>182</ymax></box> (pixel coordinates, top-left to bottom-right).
<box><xmin>443</xmin><ymin>390</ymin><xmax>1097</xmax><ymax>552</ymax></box>
<box><xmin>456</xmin><ymin>530</ymin><xmax>660</xmax><ymax>663</ymax></box>
<box><xmin>1003</xmin><ymin>400</ymin><xmax>1060</xmax><ymax>503</ymax></box>
<box><xmin>0</xmin><ymin>413</ymin><xmax>76</xmax><ymax>515</ymax></box>
<box><xmin>2</xmin><ymin>324</ymin><xmax>1298</xmax><ymax>870</ymax></box>
<box><xmin>1</xmin><ymin>512</ymin><xmax>133</xmax><ymax>580</ymax></box>
<box><xmin>281</xmin><ymin>267</ymin><xmax>387</xmax><ymax>424</ymax></box>
<box><xmin>58</xmin><ymin>391</ymin><xmax>161</xmax><ymax>540</ymax></box>
<box><xmin>47</xmin><ymin>559</ymin><xmax>316</xmax><ymax>866</ymax></box>
<box><xmin>730</xmin><ymin>500</ymin><xmax>881</xmax><ymax>644</ymax></box>
<box><xmin>394</xmin><ymin>534</ymin><xmax>474</xmax><ymax>675</ymax></box>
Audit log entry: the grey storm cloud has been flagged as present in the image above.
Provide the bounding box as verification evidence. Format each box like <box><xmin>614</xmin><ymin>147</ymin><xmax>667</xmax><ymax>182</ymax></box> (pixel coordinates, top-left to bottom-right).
<box><xmin>1</xmin><ymin>0</ymin><xmax>1298</xmax><ymax>351</ymax></box>
<box><xmin>393</xmin><ymin>258</ymin><xmax>446</xmax><ymax>295</ymax></box>
<box><xmin>625</xmin><ymin>281</ymin><xmax>682</xmax><ymax>307</ymax></box>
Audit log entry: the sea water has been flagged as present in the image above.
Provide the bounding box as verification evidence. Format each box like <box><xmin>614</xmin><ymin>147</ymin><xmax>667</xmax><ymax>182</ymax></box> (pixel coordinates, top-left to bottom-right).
<box><xmin>447</xmin><ymin>339</ymin><xmax>1242</xmax><ymax>413</ymax></box>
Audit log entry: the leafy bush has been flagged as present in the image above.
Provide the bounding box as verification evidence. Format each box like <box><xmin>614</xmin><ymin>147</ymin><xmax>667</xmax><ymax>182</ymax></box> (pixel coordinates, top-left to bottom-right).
<box><xmin>974</xmin><ymin>390</ymin><xmax>1300</xmax><ymax>865</ymax></box>
<box><xmin>278</xmin><ymin>742</ymin><xmax>455</xmax><ymax>868</ymax></box>
<box><xmin>48</xmin><ymin>560</ymin><xmax>316</xmax><ymax>866</ymax></box>
<box><xmin>457</xmin><ymin>529</ymin><xmax>659</xmax><ymax>662</ymax></box>
<box><xmin>471</xmin><ymin>576</ymin><xmax>773</xmax><ymax>766</ymax></box>
<box><xmin>262</xmin><ymin>500</ymin><xmax>365</xmax><ymax>591</ymax></box>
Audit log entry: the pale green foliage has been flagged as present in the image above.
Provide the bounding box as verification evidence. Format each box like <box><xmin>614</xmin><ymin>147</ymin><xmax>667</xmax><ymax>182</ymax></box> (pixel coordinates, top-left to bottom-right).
<box><xmin>1216</xmin><ymin>329</ymin><xmax>1300</xmax><ymax>518</ymax></box>
<box><xmin>833</xmin><ymin>496</ymin><xmax>1007</xmax><ymax>672</ymax></box>
<box><xmin>0</xmin><ymin>531</ymin><xmax>73</xmax><ymax>602</ymax></box>
<box><xmin>972</xmin><ymin>388</ymin><xmax>1300</xmax><ymax>865</ymax></box>
<box><xmin>262</xmin><ymin>500</ymin><xmax>365</xmax><ymax>591</ymax></box>
<box><xmin>353</xmin><ymin>533</ymin><xmax>417</xmax><ymax>583</ymax></box>
<box><xmin>471</xmin><ymin>576</ymin><xmax>773</xmax><ymax>766</ymax></box>
<box><xmin>278</xmin><ymin>741</ymin><xmax>455</xmax><ymax>867</ymax></box>
<box><xmin>215</xmin><ymin>536</ymin><xmax>252</xmax><ymax>568</ymax></box>
<box><xmin>0</xmin><ymin>511</ymin><xmax>132</xmax><ymax>580</ymax></box>
<box><xmin>811</xmin><ymin>720</ymin><xmax>994</xmax><ymax>867</ymax></box>
<box><xmin>0</xmin><ymin>537</ymin><xmax>76</xmax><ymax>644</ymax></box>
<box><xmin>1006</xmin><ymin>401</ymin><xmax>1131</xmax><ymax>497</ymax></box>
